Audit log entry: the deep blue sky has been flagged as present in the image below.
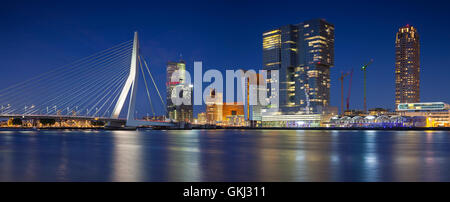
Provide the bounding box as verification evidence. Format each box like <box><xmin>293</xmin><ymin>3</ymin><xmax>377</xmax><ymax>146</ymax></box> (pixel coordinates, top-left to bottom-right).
<box><xmin>0</xmin><ymin>0</ymin><xmax>449</xmax><ymax>117</ymax></box>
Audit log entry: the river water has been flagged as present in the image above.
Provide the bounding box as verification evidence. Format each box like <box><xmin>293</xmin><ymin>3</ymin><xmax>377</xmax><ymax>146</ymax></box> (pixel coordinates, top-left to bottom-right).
<box><xmin>0</xmin><ymin>129</ymin><xmax>449</xmax><ymax>182</ymax></box>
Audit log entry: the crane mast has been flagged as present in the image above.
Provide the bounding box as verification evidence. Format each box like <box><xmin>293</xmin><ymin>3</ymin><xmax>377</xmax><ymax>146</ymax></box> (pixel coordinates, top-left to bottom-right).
<box><xmin>339</xmin><ymin>71</ymin><xmax>350</xmax><ymax>116</ymax></box>
<box><xmin>361</xmin><ymin>59</ymin><xmax>373</xmax><ymax>113</ymax></box>
<box><xmin>346</xmin><ymin>68</ymin><xmax>354</xmax><ymax>111</ymax></box>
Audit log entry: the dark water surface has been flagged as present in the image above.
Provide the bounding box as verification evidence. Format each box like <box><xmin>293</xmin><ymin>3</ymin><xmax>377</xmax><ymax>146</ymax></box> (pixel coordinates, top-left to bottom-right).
<box><xmin>1</xmin><ymin>129</ymin><xmax>450</xmax><ymax>182</ymax></box>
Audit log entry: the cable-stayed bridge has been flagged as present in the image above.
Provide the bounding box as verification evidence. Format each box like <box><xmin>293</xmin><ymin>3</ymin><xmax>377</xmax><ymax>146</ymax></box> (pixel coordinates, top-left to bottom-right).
<box><xmin>0</xmin><ymin>32</ymin><xmax>174</xmax><ymax>129</ymax></box>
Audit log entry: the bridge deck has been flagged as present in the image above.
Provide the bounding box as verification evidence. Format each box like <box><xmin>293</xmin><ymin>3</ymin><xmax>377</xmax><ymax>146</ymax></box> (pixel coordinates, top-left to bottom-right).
<box><xmin>0</xmin><ymin>114</ymin><xmax>175</xmax><ymax>127</ymax></box>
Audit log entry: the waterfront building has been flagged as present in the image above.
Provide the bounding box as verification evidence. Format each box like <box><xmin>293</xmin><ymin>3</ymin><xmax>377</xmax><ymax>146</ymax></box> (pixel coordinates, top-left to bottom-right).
<box><xmin>205</xmin><ymin>89</ymin><xmax>223</xmax><ymax>124</ymax></box>
<box><xmin>166</xmin><ymin>60</ymin><xmax>193</xmax><ymax>123</ymax></box>
<box><xmin>222</xmin><ymin>102</ymin><xmax>245</xmax><ymax>126</ymax></box>
<box><xmin>329</xmin><ymin>115</ymin><xmax>426</xmax><ymax>128</ymax></box>
<box><xmin>196</xmin><ymin>112</ymin><xmax>207</xmax><ymax>125</ymax></box>
<box><xmin>1</xmin><ymin>117</ymin><xmax>102</xmax><ymax>128</ymax></box>
<box><xmin>204</xmin><ymin>88</ymin><xmax>246</xmax><ymax>126</ymax></box>
<box><xmin>328</xmin><ymin>102</ymin><xmax>449</xmax><ymax>128</ymax></box>
<box><xmin>344</xmin><ymin>109</ymin><xmax>367</xmax><ymax>117</ymax></box>
<box><xmin>368</xmin><ymin>108</ymin><xmax>391</xmax><ymax>116</ymax></box>
<box><xmin>395</xmin><ymin>25</ymin><xmax>420</xmax><ymax>107</ymax></box>
<box><xmin>261</xmin><ymin>113</ymin><xmax>322</xmax><ymax>127</ymax></box>
<box><xmin>397</xmin><ymin>102</ymin><xmax>449</xmax><ymax>127</ymax></box>
<box><xmin>244</xmin><ymin>73</ymin><xmax>263</xmax><ymax>126</ymax></box>
<box><xmin>262</xmin><ymin>19</ymin><xmax>334</xmax><ymax>114</ymax></box>
<box><xmin>224</xmin><ymin>115</ymin><xmax>246</xmax><ymax>126</ymax></box>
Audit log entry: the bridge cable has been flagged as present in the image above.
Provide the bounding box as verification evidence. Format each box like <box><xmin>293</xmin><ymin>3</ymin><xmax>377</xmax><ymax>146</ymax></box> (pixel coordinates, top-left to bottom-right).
<box><xmin>16</xmin><ymin>54</ymin><xmax>131</xmax><ymax>116</ymax></box>
<box><xmin>0</xmin><ymin>44</ymin><xmax>132</xmax><ymax>101</ymax></box>
<box><xmin>138</xmin><ymin>56</ymin><xmax>155</xmax><ymax>117</ymax></box>
<box><xmin>140</xmin><ymin>56</ymin><xmax>167</xmax><ymax>115</ymax></box>
<box><xmin>0</xmin><ymin>40</ymin><xmax>132</xmax><ymax>96</ymax></box>
<box><xmin>0</xmin><ymin>39</ymin><xmax>133</xmax><ymax>117</ymax></box>
<box><xmin>0</xmin><ymin>44</ymin><xmax>133</xmax><ymax>108</ymax></box>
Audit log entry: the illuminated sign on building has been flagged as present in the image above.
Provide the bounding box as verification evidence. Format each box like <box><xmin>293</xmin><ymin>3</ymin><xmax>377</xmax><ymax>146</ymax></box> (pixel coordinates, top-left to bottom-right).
<box><xmin>397</xmin><ymin>102</ymin><xmax>446</xmax><ymax>111</ymax></box>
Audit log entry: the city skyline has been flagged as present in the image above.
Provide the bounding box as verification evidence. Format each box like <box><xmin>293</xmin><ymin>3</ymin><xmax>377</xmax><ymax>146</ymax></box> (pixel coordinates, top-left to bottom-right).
<box><xmin>0</xmin><ymin>0</ymin><xmax>449</xmax><ymax>117</ymax></box>
<box><xmin>2</xmin><ymin>0</ymin><xmax>450</xmax><ymax>189</ymax></box>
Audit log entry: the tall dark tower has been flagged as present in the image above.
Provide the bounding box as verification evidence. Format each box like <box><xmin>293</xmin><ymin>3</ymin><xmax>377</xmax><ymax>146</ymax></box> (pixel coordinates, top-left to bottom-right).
<box><xmin>395</xmin><ymin>25</ymin><xmax>420</xmax><ymax>107</ymax></box>
<box><xmin>262</xmin><ymin>25</ymin><xmax>299</xmax><ymax>113</ymax></box>
<box><xmin>297</xmin><ymin>19</ymin><xmax>335</xmax><ymax>113</ymax></box>
<box><xmin>262</xmin><ymin>19</ymin><xmax>334</xmax><ymax>114</ymax></box>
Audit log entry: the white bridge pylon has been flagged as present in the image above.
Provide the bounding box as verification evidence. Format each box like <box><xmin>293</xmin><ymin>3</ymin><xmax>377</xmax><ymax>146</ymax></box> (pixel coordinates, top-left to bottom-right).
<box><xmin>111</xmin><ymin>32</ymin><xmax>172</xmax><ymax>127</ymax></box>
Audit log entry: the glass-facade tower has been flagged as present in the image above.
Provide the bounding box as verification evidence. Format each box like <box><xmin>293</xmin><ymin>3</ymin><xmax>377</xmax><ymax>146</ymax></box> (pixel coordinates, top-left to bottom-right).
<box><xmin>297</xmin><ymin>19</ymin><xmax>334</xmax><ymax>113</ymax></box>
<box><xmin>262</xmin><ymin>19</ymin><xmax>334</xmax><ymax>114</ymax></box>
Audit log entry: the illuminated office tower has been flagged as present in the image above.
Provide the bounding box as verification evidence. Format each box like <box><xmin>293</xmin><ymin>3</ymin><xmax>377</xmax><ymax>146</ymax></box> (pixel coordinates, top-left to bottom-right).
<box><xmin>395</xmin><ymin>25</ymin><xmax>420</xmax><ymax>107</ymax></box>
<box><xmin>297</xmin><ymin>19</ymin><xmax>334</xmax><ymax>113</ymax></box>
<box><xmin>262</xmin><ymin>19</ymin><xmax>334</xmax><ymax>114</ymax></box>
<box><xmin>166</xmin><ymin>60</ymin><xmax>193</xmax><ymax>122</ymax></box>
<box><xmin>262</xmin><ymin>25</ymin><xmax>299</xmax><ymax>113</ymax></box>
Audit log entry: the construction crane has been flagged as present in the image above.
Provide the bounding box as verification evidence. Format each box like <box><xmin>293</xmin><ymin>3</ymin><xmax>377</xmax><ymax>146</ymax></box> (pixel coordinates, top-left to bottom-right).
<box><xmin>346</xmin><ymin>68</ymin><xmax>354</xmax><ymax>111</ymax></box>
<box><xmin>339</xmin><ymin>71</ymin><xmax>350</xmax><ymax>116</ymax></box>
<box><xmin>361</xmin><ymin>59</ymin><xmax>374</xmax><ymax>113</ymax></box>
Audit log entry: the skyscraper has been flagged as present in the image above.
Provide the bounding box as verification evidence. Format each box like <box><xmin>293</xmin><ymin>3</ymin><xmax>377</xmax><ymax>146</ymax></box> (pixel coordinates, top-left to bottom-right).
<box><xmin>166</xmin><ymin>60</ymin><xmax>193</xmax><ymax>122</ymax></box>
<box><xmin>395</xmin><ymin>25</ymin><xmax>420</xmax><ymax>107</ymax></box>
<box><xmin>262</xmin><ymin>19</ymin><xmax>334</xmax><ymax>114</ymax></box>
<box><xmin>263</xmin><ymin>25</ymin><xmax>300</xmax><ymax>113</ymax></box>
<box><xmin>205</xmin><ymin>88</ymin><xmax>223</xmax><ymax>124</ymax></box>
<box><xmin>297</xmin><ymin>19</ymin><xmax>334</xmax><ymax>113</ymax></box>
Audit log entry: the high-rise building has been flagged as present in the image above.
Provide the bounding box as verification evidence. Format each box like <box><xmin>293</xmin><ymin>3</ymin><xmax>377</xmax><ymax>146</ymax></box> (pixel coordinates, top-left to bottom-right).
<box><xmin>297</xmin><ymin>19</ymin><xmax>334</xmax><ymax>113</ymax></box>
<box><xmin>263</xmin><ymin>25</ymin><xmax>298</xmax><ymax>113</ymax></box>
<box><xmin>166</xmin><ymin>60</ymin><xmax>193</xmax><ymax>122</ymax></box>
<box><xmin>262</xmin><ymin>19</ymin><xmax>334</xmax><ymax>114</ymax></box>
<box><xmin>205</xmin><ymin>88</ymin><xmax>223</xmax><ymax>124</ymax></box>
<box><xmin>244</xmin><ymin>73</ymin><xmax>263</xmax><ymax>126</ymax></box>
<box><xmin>395</xmin><ymin>25</ymin><xmax>420</xmax><ymax>107</ymax></box>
